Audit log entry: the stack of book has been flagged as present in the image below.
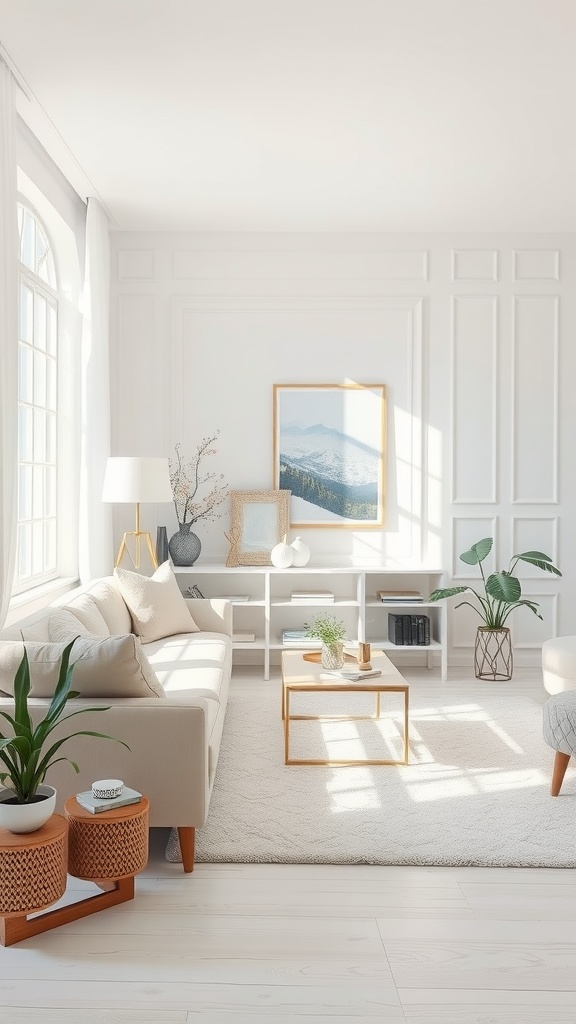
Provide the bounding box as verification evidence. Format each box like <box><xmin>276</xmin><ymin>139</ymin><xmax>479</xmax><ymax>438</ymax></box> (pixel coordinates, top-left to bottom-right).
<box><xmin>76</xmin><ymin>785</ymin><xmax>143</xmax><ymax>815</ymax></box>
<box><xmin>212</xmin><ymin>594</ymin><xmax>251</xmax><ymax>603</ymax></box>
<box><xmin>233</xmin><ymin>631</ymin><xmax>256</xmax><ymax>643</ymax></box>
<box><xmin>290</xmin><ymin>590</ymin><xmax>334</xmax><ymax>604</ymax></box>
<box><xmin>377</xmin><ymin>590</ymin><xmax>424</xmax><ymax>603</ymax></box>
<box><xmin>282</xmin><ymin>628</ymin><xmax>321</xmax><ymax>645</ymax></box>
<box><xmin>388</xmin><ymin>612</ymin><xmax>431</xmax><ymax>646</ymax></box>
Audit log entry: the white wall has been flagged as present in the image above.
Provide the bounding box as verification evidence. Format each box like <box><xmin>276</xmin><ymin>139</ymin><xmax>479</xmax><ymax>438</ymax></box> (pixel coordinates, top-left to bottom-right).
<box><xmin>109</xmin><ymin>232</ymin><xmax>576</xmax><ymax>666</ymax></box>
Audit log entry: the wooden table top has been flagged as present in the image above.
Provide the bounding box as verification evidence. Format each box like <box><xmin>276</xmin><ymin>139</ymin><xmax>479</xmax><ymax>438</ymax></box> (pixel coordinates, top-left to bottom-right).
<box><xmin>0</xmin><ymin>814</ymin><xmax>67</xmax><ymax>849</ymax></box>
<box><xmin>281</xmin><ymin>648</ymin><xmax>409</xmax><ymax>690</ymax></box>
<box><xmin>65</xmin><ymin>796</ymin><xmax>149</xmax><ymax>823</ymax></box>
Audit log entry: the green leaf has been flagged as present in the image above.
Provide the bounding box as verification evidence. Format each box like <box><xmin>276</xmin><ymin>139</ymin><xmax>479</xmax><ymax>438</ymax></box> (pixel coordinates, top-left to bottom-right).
<box><xmin>429</xmin><ymin>586</ymin><xmax>470</xmax><ymax>601</ymax></box>
<box><xmin>13</xmin><ymin>649</ymin><xmax>32</xmax><ymax>738</ymax></box>
<box><xmin>460</xmin><ymin>538</ymin><xmax>493</xmax><ymax>565</ymax></box>
<box><xmin>501</xmin><ymin>599</ymin><xmax>543</xmax><ymax>624</ymax></box>
<box><xmin>514</xmin><ymin>552</ymin><xmax>562</xmax><ymax>576</ymax></box>
<box><xmin>486</xmin><ymin>572</ymin><xmax>522</xmax><ymax>603</ymax></box>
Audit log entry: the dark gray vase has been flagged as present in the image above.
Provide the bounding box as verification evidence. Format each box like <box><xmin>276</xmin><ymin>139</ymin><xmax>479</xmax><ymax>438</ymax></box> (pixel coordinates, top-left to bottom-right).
<box><xmin>155</xmin><ymin>526</ymin><xmax>169</xmax><ymax>565</ymax></box>
<box><xmin>168</xmin><ymin>523</ymin><xmax>201</xmax><ymax>566</ymax></box>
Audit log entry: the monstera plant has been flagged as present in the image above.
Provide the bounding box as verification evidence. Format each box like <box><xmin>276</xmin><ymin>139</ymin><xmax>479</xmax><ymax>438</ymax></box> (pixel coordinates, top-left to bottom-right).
<box><xmin>429</xmin><ymin>538</ymin><xmax>561</xmax><ymax>680</ymax></box>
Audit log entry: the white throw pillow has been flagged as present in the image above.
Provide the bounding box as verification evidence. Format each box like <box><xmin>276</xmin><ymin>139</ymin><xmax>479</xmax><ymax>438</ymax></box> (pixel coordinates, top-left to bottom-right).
<box><xmin>113</xmin><ymin>560</ymin><xmax>199</xmax><ymax>643</ymax></box>
<box><xmin>0</xmin><ymin>636</ymin><xmax>166</xmax><ymax>699</ymax></box>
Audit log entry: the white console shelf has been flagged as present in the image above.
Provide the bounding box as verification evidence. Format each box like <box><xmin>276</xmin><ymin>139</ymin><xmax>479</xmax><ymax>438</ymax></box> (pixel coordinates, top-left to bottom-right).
<box><xmin>174</xmin><ymin>564</ymin><xmax>447</xmax><ymax>680</ymax></box>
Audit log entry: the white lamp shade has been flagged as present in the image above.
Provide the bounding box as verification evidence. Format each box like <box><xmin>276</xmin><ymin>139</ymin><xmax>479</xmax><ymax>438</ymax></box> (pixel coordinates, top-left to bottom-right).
<box><xmin>102</xmin><ymin>457</ymin><xmax>173</xmax><ymax>504</ymax></box>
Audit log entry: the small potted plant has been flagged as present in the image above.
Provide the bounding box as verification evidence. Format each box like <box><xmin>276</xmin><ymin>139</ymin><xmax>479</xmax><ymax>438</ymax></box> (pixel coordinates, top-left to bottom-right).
<box><xmin>0</xmin><ymin>639</ymin><xmax>129</xmax><ymax>833</ymax></box>
<box><xmin>305</xmin><ymin>614</ymin><xmax>348</xmax><ymax>670</ymax></box>
<box><xmin>429</xmin><ymin>538</ymin><xmax>561</xmax><ymax>680</ymax></box>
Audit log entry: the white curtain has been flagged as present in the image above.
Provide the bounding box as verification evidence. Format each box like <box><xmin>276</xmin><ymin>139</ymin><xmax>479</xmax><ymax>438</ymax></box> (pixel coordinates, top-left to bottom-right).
<box><xmin>0</xmin><ymin>62</ymin><xmax>18</xmax><ymax>627</ymax></box>
<box><xmin>78</xmin><ymin>197</ymin><xmax>113</xmax><ymax>582</ymax></box>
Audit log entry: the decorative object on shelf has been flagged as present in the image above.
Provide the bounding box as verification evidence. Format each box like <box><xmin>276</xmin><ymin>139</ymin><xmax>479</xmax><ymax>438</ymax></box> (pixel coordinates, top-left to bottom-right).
<box><xmin>358</xmin><ymin>642</ymin><xmax>372</xmax><ymax>670</ymax></box>
<box><xmin>273</xmin><ymin>383</ymin><xmax>387</xmax><ymax>529</ymax></box>
<box><xmin>290</xmin><ymin>536</ymin><xmax>311</xmax><ymax>567</ymax></box>
<box><xmin>169</xmin><ymin>435</ymin><xmax>229</xmax><ymax>566</ymax></box>
<box><xmin>0</xmin><ymin>641</ymin><xmax>129</xmax><ymax>833</ymax></box>
<box><xmin>304</xmin><ymin>614</ymin><xmax>347</xmax><ymax>671</ymax></box>
<box><xmin>168</xmin><ymin>523</ymin><xmax>202</xmax><ymax>566</ymax></box>
<box><xmin>429</xmin><ymin>538</ymin><xmax>561</xmax><ymax>681</ymax></box>
<box><xmin>155</xmin><ymin>526</ymin><xmax>169</xmax><ymax>565</ymax></box>
<box><xmin>101</xmin><ymin>457</ymin><xmax>173</xmax><ymax>570</ymax></box>
<box><xmin>271</xmin><ymin>534</ymin><xmax>293</xmax><ymax>568</ymax></box>
<box><xmin>229</xmin><ymin>490</ymin><xmax>290</xmax><ymax>565</ymax></box>
<box><xmin>186</xmin><ymin>585</ymin><xmax>205</xmax><ymax>599</ymax></box>
<box><xmin>224</xmin><ymin>526</ymin><xmax>241</xmax><ymax>567</ymax></box>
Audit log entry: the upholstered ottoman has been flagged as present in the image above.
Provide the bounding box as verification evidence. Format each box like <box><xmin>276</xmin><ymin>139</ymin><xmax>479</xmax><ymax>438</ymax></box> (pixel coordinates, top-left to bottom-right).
<box><xmin>543</xmin><ymin>691</ymin><xmax>576</xmax><ymax>795</ymax></box>
<box><xmin>542</xmin><ymin>637</ymin><xmax>576</xmax><ymax>695</ymax></box>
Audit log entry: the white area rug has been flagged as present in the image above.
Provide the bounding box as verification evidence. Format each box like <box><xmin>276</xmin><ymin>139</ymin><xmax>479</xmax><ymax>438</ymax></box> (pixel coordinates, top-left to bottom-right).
<box><xmin>177</xmin><ymin>674</ymin><xmax>576</xmax><ymax>867</ymax></box>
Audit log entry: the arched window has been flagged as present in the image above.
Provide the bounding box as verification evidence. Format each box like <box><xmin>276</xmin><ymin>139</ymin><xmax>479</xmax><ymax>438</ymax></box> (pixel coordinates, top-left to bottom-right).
<box><xmin>15</xmin><ymin>203</ymin><xmax>58</xmax><ymax>591</ymax></box>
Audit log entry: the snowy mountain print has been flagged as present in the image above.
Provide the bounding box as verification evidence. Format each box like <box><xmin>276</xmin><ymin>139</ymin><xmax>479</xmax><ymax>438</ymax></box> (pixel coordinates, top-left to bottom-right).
<box><xmin>279</xmin><ymin>422</ymin><xmax>379</xmax><ymax>520</ymax></box>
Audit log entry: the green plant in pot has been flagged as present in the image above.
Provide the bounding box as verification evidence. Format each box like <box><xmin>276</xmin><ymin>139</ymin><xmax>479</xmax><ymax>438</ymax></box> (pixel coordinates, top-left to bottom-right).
<box><xmin>429</xmin><ymin>538</ymin><xmax>561</xmax><ymax>680</ymax></box>
<box><xmin>0</xmin><ymin>639</ymin><xmax>129</xmax><ymax>834</ymax></box>
<box><xmin>305</xmin><ymin>614</ymin><xmax>348</xmax><ymax>670</ymax></box>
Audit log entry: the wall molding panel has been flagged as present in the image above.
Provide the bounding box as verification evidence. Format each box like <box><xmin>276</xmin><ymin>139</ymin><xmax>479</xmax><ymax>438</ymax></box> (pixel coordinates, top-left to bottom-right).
<box><xmin>511</xmin><ymin>295</ymin><xmax>559</xmax><ymax>504</ymax></box>
<box><xmin>513</xmin><ymin>249</ymin><xmax>560</xmax><ymax>282</ymax></box>
<box><xmin>452</xmin><ymin>249</ymin><xmax>498</xmax><ymax>282</ymax></box>
<box><xmin>511</xmin><ymin>516</ymin><xmax>559</xmax><ymax>574</ymax></box>
<box><xmin>451</xmin><ymin>294</ymin><xmax>498</xmax><ymax>504</ymax></box>
<box><xmin>117</xmin><ymin>249</ymin><xmax>155</xmax><ymax>281</ymax></box>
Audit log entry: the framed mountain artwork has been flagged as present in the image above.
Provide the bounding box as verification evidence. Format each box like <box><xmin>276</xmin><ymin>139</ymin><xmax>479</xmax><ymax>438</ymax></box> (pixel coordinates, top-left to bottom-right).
<box><xmin>273</xmin><ymin>384</ymin><xmax>387</xmax><ymax>529</ymax></box>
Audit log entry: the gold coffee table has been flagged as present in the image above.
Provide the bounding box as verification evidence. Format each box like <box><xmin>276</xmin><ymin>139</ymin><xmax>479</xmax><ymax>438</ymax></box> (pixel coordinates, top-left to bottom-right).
<box><xmin>281</xmin><ymin>649</ymin><xmax>409</xmax><ymax>766</ymax></box>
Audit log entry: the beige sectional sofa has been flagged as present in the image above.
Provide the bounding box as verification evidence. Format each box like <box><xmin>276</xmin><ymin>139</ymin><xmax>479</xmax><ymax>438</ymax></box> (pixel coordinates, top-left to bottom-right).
<box><xmin>0</xmin><ymin>572</ymin><xmax>233</xmax><ymax>871</ymax></box>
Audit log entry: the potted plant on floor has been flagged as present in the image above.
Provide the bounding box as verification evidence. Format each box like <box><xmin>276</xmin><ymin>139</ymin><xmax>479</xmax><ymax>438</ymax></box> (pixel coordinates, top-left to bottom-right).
<box><xmin>429</xmin><ymin>538</ymin><xmax>561</xmax><ymax>680</ymax></box>
<box><xmin>304</xmin><ymin>614</ymin><xmax>348</xmax><ymax>670</ymax></box>
<box><xmin>0</xmin><ymin>639</ymin><xmax>129</xmax><ymax>833</ymax></box>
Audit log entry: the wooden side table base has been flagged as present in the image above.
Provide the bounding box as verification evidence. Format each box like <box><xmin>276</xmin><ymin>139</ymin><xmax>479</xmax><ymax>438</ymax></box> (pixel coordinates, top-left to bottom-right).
<box><xmin>0</xmin><ymin>876</ymin><xmax>134</xmax><ymax>947</ymax></box>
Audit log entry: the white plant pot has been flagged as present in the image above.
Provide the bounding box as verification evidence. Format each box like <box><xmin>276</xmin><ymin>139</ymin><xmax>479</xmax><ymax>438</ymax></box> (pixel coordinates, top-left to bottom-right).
<box><xmin>290</xmin><ymin>536</ymin><xmax>310</xmax><ymax>567</ymax></box>
<box><xmin>0</xmin><ymin>784</ymin><xmax>57</xmax><ymax>834</ymax></box>
<box><xmin>271</xmin><ymin>536</ymin><xmax>293</xmax><ymax>569</ymax></box>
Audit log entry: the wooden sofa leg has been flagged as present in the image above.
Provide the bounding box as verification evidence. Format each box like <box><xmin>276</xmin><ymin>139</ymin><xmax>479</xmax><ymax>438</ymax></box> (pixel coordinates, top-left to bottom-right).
<box><xmin>551</xmin><ymin>750</ymin><xmax>571</xmax><ymax>796</ymax></box>
<box><xmin>177</xmin><ymin>827</ymin><xmax>195</xmax><ymax>872</ymax></box>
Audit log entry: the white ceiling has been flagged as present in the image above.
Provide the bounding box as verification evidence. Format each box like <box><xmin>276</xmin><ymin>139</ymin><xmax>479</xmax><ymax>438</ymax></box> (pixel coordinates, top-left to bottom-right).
<box><xmin>0</xmin><ymin>0</ymin><xmax>575</xmax><ymax>232</ymax></box>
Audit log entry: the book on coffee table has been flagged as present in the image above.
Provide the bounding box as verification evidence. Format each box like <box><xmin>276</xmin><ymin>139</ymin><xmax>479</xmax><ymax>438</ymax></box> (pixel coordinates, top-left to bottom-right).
<box><xmin>325</xmin><ymin>668</ymin><xmax>383</xmax><ymax>682</ymax></box>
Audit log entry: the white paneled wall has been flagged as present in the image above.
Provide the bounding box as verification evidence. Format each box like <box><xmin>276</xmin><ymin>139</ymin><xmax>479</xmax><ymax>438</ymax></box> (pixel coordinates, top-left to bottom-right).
<box><xmin>110</xmin><ymin>233</ymin><xmax>576</xmax><ymax>666</ymax></box>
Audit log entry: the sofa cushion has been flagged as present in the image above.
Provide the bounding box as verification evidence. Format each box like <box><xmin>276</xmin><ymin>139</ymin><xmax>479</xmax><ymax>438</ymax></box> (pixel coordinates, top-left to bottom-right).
<box><xmin>59</xmin><ymin>579</ymin><xmax>132</xmax><ymax>636</ymax></box>
<box><xmin>0</xmin><ymin>636</ymin><xmax>166</xmax><ymax>699</ymax></box>
<box><xmin>56</xmin><ymin>592</ymin><xmax>110</xmax><ymax>636</ymax></box>
<box><xmin>49</xmin><ymin>608</ymin><xmax>102</xmax><ymax>641</ymax></box>
<box><xmin>144</xmin><ymin>632</ymin><xmax>230</xmax><ymax>701</ymax></box>
<box><xmin>114</xmin><ymin>560</ymin><xmax>199</xmax><ymax>643</ymax></box>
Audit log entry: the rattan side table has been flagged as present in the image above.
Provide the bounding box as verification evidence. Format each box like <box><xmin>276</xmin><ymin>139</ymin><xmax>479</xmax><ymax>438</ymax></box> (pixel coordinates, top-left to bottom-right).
<box><xmin>65</xmin><ymin>795</ymin><xmax>149</xmax><ymax>903</ymax></box>
<box><xmin>0</xmin><ymin>814</ymin><xmax>68</xmax><ymax>946</ymax></box>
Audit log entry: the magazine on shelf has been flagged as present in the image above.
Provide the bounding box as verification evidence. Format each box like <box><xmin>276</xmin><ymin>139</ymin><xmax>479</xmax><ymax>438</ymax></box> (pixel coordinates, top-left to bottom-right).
<box><xmin>377</xmin><ymin>590</ymin><xmax>424</xmax><ymax>603</ymax></box>
<box><xmin>76</xmin><ymin>786</ymin><xmax>142</xmax><ymax>814</ymax></box>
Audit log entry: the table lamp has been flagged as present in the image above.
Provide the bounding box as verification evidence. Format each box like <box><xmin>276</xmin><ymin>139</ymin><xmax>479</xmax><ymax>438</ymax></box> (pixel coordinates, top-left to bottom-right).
<box><xmin>102</xmin><ymin>457</ymin><xmax>173</xmax><ymax>569</ymax></box>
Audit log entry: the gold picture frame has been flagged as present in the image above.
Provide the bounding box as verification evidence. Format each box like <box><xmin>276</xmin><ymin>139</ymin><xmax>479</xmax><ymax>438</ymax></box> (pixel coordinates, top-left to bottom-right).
<box><xmin>229</xmin><ymin>490</ymin><xmax>291</xmax><ymax>565</ymax></box>
<box><xmin>273</xmin><ymin>383</ymin><xmax>387</xmax><ymax>529</ymax></box>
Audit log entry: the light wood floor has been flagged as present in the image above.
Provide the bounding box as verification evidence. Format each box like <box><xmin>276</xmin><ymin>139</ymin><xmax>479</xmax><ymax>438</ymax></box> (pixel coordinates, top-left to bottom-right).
<box><xmin>1</xmin><ymin>667</ymin><xmax>574</xmax><ymax>1024</ymax></box>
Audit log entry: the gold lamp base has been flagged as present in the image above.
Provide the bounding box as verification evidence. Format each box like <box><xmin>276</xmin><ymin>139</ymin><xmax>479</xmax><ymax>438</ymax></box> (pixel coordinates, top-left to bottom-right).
<box><xmin>114</xmin><ymin>504</ymin><xmax>158</xmax><ymax>571</ymax></box>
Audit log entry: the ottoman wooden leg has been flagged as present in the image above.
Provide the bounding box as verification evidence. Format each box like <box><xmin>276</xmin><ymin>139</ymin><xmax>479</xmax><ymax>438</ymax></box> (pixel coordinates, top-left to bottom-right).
<box><xmin>551</xmin><ymin>750</ymin><xmax>571</xmax><ymax>796</ymax></box>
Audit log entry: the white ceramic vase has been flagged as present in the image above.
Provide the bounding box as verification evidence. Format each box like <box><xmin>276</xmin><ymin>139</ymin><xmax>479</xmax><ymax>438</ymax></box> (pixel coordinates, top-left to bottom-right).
<box><xmin>0</xmin><ymin>784</ymin><xmax>57</xmax><ymax>833</ymax></box>
<box><xmin>290</xmin><ymin>536</ymin><xmax>310</xmax><ymax>567</ymax></box>
<box><xmin>270</xmin><ymin>535</ymin><xmax>293</xmax><ymax>568</ymax></box>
